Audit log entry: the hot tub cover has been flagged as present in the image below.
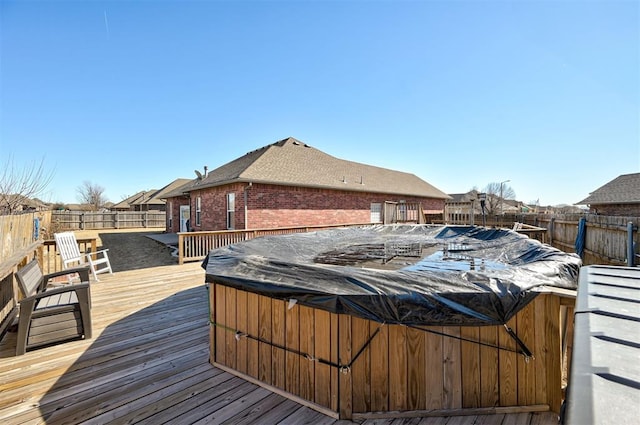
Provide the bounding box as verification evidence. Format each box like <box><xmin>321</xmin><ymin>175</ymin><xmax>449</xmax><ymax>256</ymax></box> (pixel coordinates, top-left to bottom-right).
<box><xmin>203</xmin><ymin>225</ymin><xmax>581</xmax><ymax>326</ymax></box>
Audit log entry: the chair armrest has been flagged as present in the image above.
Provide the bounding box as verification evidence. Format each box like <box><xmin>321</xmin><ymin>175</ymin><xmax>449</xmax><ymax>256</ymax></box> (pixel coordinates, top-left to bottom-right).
<box><xmin>22</xmin><ymin>282</ymin><xmax>90</xmax><ymax>303</ymax></box>
<box><xmin>43</xmin><ymin>266</ymin><xmax>91</xmax><ymax>283</ymax></box>
<box><xmin>85</xmin><ymin>249</ymin><xmax>109</xmax><ymax>255</ymax></box>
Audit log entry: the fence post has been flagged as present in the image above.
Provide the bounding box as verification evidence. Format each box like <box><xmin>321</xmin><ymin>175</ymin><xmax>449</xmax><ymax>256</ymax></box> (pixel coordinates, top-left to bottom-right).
<box><xmin>549</xmin><ymin>217</ymin><xmax>555</xmax><ymax>246</ymax></box>
<box><xmin>178</xmin><ymin>233</ymin><xmax>184</xmax><ymax>265</ymax></box>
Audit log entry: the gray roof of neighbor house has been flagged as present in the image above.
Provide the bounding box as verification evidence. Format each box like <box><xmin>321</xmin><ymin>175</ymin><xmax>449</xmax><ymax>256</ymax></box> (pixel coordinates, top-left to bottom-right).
<box><xmin>114</xmin><ymin>179</ymin><xmax>192</xmax><ymax>209</ymax></box>
<box><xmin>447</xmin><ymin>191</ymin><xmax>479</xmax><ymax>203</ymax></box>
<box><xmin>167</xmin><ymin>137</ymin><xmax>451</xmax><ymax>199</ymax></box>
<box><xmin>576</xmin><ymin>172</ymin><xmax>640</xmax><ymax>205</ymax></box>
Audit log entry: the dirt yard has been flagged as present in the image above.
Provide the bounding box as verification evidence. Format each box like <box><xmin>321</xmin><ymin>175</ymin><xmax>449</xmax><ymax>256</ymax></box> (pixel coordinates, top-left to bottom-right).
<box><xmin>72</xmin><ymin>229</ymin><xmax>177</xmax><ymax>272</ymax></box>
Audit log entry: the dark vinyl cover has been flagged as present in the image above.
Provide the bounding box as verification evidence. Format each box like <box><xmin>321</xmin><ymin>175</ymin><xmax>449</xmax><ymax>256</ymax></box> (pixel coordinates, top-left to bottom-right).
<box><xmin>203</xmin><ymin>225</ymin><xmax>581</xmax><ymax>326</ymax></box>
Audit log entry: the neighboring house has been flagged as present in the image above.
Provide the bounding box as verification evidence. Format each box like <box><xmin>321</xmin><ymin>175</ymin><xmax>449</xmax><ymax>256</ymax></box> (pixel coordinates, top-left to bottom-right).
<box><xmin>576</xmin><ymin>172</ymin><xmax>640</xmax><ymax>216</ymax></box>
<box><xmin>63</xmin><ymin>204</ymin><xmax>95</xmax><ymax>212</ymax></box>
<box><xmin>112</xmin><ymin>179</ymin><xmax>191</xmax><ymax>212</ymax></box>
<box><xmin>446</xmin><ymin>191</ymin><xmax>522</xmax><ymax>215</ymax></box>
<box><xmin>162</xmin><ymin>137</ymin><xmax>451</xmax><ymax>233</ymax></box>
<box><xmin>0</xmin><ymin>194</ymin><xmax>49</xmax><ymax>214</ymax></box>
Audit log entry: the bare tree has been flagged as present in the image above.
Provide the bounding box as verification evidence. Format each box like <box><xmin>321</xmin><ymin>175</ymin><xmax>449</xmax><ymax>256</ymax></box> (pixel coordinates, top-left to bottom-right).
<box><xmin>77</xmin><ymin>181</ymin><xmax>107</xmax><ymax>211</ymax></box>
<box><xmin>0</xmin><ymin>156</ymin><xmax>54</xmax><ymax>214</ymax></box>
<box><xmin>482</xmin><ymin>182</ymin><xmax>516</xmax><ymax>215</ymax></box>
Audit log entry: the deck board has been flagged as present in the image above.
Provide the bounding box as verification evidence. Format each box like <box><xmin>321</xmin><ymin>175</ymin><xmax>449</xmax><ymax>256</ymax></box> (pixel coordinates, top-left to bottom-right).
<box><xmin>0</xmin><ymin>262</ymin><xmax>558</xmax><ymax>425</ymax></box>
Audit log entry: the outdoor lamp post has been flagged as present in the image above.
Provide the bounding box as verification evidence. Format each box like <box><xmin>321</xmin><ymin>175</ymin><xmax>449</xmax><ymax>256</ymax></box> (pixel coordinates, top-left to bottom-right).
<box><xmin>500</xmin><ymin>179</ymin><xmax>510</xmax><ymax>215</ymax></box>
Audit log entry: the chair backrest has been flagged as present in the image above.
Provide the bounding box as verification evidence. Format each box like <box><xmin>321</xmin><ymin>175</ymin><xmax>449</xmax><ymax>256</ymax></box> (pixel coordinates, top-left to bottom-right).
<box><xmin>16</xmin><ymin>259</ymin><xmax>44</xmax><ymax>298</ymax></box>
<box><xmin>54</xmin><ymin>232</ymin><xmax>84</xmax><ymax>265</ymax></box>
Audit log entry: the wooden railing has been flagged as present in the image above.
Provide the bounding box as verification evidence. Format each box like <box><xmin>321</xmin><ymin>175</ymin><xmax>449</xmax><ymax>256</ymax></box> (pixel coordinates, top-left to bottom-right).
<box><xmin>178</xmin><ymin>223</ymin><xmax>372</xmax><ymax>264</ymax></box>
<box><xmin>40</xmin><ymin>238</ymin><xmax>98</xmax><ymax>275</ymax></box>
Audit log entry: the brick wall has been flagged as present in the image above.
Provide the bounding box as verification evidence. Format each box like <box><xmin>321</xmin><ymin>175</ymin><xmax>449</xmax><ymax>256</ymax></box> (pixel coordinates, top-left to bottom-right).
<box><xmin>166</xmin><ymin>196</ymin><xmax>190</xmax><ymax>233</ymax></box>
<box><xmin>591</xmin><ymin>203</ymin><xmax>640</xmax><ymax>216</ymax></box>
<box><xmin>188</xmin><ymin>182</ymin><xmax>445</xmax><ymax>231</ymax></box>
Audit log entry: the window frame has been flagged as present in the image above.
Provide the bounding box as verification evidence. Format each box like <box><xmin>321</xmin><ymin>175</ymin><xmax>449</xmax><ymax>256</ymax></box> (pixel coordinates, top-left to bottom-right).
<box><xmin>227</xmin><ymin>193</ymin><xmax>235</xmax><ymax>230</ymax></box>
<box><xmin>195</xmin><ymin>196</ymin><xmax>201</xmax><ymax>226</ymax></box>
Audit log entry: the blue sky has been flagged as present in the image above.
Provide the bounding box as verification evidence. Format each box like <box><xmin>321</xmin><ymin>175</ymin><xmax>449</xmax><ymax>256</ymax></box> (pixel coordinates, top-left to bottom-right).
<box><xmin>1</xmin><ymin>0</ymin><xmax>638</xmax><ymax>207</ymax></box>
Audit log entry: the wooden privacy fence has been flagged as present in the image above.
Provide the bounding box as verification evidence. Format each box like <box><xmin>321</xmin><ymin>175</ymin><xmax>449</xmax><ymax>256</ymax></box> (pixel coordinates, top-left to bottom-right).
<box><xmin>532</xmin><ymin>214</ymin><xmax>639</xmax><ymax>266</ymax></box>
<box><xmin>442</xmin><ymin>211</ymin><xmax>640</xmax><ymax>267</ymax></box>
<box><xmin>209</xmin><ymin>283</ymin><xmax>574</xmax><ymax>419</ymax></box>
<box><xmin>51</xmin><ymin>211</ymin><xmax>165</xmax><ymax>231</ymax></box>
<box><xmin>0</xmin><ymin>211</ymin><xmax>51</xmax><ymax>340</ymax></box>
<box><xmin>178</xmin><ymin>223</ymin><xmax>372</xmax><ymax>264</ymax></box>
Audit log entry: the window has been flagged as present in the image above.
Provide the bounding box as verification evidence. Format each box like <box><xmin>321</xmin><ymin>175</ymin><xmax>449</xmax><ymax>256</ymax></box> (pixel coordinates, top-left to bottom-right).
<box><xmin>227</xmin><ymin>193</ymin><xmax>235</xmax><ymax>229</ymax></box>
<box><xmin>370</xmin><ymin>203</ymin><xmax>382</xmax><ymax>223</ymax></box>
<box><xmin>168</xmin><ymin>201</ymin><xmax>173</xmax><ymax>228</ymax></box>
<box><xmin>195</xmin><ymin>196</ymin><xmax>201</xmax><ymax>226</ymax></box>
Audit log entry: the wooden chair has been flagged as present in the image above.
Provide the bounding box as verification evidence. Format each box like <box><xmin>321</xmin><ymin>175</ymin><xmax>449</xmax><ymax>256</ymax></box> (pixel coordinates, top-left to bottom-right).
<box><xmin>54</xmin><ymin>231</ymin><xmax>113</xmax><ymax>281</ymax></box>
<box><xmin>14</xmin><ymin>259</ymin><xmax>92</xmax><ymax>355</ymax></box>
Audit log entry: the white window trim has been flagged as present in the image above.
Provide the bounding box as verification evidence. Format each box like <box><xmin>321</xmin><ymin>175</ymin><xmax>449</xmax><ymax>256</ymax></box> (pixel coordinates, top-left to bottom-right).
<box><xmin>195</xmin><ymin>196</ymin><xmax>201</xmax><ymax>226</ymax></box>
<box><xmin>227</xmin><ymin>193</ymin><xmax>235</xmax><ymax>230</ymax></box>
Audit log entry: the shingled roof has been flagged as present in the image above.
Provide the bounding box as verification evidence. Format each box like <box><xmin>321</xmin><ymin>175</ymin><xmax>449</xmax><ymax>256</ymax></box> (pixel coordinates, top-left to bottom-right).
<box><xmin>577</xmin><ymin>172</ymin><xmax>640</xmax><ymax>205</ymax></box>
<box><xmin>172</xmin><ymin>137</ymin><xmax>450</xmax><ymax>199</ymax></box>
<box><xmin>114</xmin><ymin>178</ymin><xmax>192</xmax><ymax>209</ymax></box>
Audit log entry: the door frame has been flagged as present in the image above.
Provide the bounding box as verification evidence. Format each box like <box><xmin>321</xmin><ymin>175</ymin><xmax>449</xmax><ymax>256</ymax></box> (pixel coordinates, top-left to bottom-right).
<box><xmin>179</xmin><ymin>205</ymin><xmax>191</xmax><ymax>232</ymax></box>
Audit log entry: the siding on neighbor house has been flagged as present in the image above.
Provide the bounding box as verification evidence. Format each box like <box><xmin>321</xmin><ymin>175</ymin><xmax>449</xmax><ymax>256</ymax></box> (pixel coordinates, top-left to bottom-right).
<box><xmin>188</xmin><ymin>182</ymin><xmax>445</xmax><ymax>231</ymax></box>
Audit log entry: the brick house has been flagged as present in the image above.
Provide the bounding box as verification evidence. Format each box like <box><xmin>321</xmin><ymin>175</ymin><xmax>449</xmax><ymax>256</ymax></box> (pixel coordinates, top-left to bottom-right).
<box><xmin>162</xmin><ymin>137</ymin><xmax>451</xmax><ymax>233</ymax></box>
<box><xmin>577</xmin><ymin>172</ymin><xmax>640</xmax><ymax>216</ymax></box>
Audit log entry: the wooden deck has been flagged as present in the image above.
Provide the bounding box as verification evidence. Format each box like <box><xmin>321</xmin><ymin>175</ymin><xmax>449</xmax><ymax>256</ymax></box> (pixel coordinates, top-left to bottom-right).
<box><xmin>0</xmin><ymin>263</ymin><xmax>559</xmax><ymax>424</ymax></box>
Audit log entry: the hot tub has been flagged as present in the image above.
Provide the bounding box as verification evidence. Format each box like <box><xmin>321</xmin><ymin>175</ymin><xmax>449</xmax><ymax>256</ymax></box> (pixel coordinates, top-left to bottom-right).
<box><xmin>203</xmin><ymin>225</ymin><xmax>581</xmax><ymax>420</ymax></box>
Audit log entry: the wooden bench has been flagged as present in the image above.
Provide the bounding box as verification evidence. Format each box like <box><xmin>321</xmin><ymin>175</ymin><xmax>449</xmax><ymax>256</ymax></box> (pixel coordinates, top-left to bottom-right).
<box><xmin>14</xmin><ymin>259</ymin><xmax>92</xmax><ymax>355</ymax></box>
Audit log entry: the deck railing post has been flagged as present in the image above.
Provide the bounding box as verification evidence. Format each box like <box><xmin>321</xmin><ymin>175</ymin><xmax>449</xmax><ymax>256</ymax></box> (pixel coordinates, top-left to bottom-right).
<box><xmin>178</xmin><ymin>233</ymin><xmax>185</xmax><ymax>265</ymax></box>
<box><xmin>628</xmin><ymin>221</ymin><xmax>635</xmax><ymax>267</ymax></box>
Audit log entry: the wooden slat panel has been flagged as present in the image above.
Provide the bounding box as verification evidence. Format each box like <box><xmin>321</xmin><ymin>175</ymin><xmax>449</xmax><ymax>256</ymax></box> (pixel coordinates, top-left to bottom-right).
<box><xmin>215</xmin><ymin>284</ymin><xmax>226</xmax><ymax>366</ymax></box>
<box><xmin>406</xmin><ymin>326</ymin><xmax>426</xmax><ymax>410</ymax></box>
<box><xmin>425</xmin><ymin>326</ymin><xmax>444</xmax><ymax>409</ymax></box>
<box><xmin>338</xmin><ymin>314</ymin><xmax>352</xmax><ymax>419</ymax></box>
<box><xmin>298</xmin><ymin>305</ymin><xmax>315</xmax><ymax>402</ymax></box>
<box><xmin>246</xmin><ymin>292</ymin><xmax>260</xmax><ymax>379</ymax></box>
<box><xmin>516</xmin><ymin>301</ymin><xmax>536</xmax><ymax>405</ymax></box>
<box><xmin>285</xmin><ymin>300</ymin><xmax>300</xmax><ymax>397</ymax></box>
<box><xmin>479</xmin><ymin>325</ymin><xmax>500</xmax><ymax>407</ymax></box>
<box><xmin>258</xmin><ymin>295</ymin><xmax>272</xmax><ymax>385</ymax></box>
<box><xmin>225</xmin><ymin>286</ymin><xmax>237</xmax><ymax>370</ymax></box>
<box><xmin>235</xmin><ymin>290</ymin><xmax>248</xmax><ymax>374</ymax></box>
<box><xmin>534</xmin><ymin>296</ymin><xmax>548</xmax><ymax>405</ymax></box>
<box><xmin>460</xmin><ymin>326</ymin><xmax>480</xmax><ymax>408</ymax></box>
<box><xmin>563</xmin><ymin>305</ymin><xmax>575</xmax><ymax>393</ymax></box>
<box><xmin>499</xmin><ymin>317</ymin><xmax>518</xmax><ymax>406</ymax></box>
<box><xmin>544</xmin><ymin>294</ymin><xmax>562</xmax><ymax>412</ymax></box>
<box><xmin>370</xmin><ymin>324</ymin><xmax>388</xmax><ymax>412</ymax></box>
<box><xmin>351</xmin><ymin>317</ymin><xmax>371</xmax><ymax>413</ymax></box>
<box><xmin>314</xmin><ymin>308</ymin><xmax>331</xmax><ymax>408</ymax></box>
<box><xmin>272</xmin><ymin>298</ymin><xmax>286</xmax><ymax>390</ymax></box>
<box><xmin>330</xmin><ymin>313</ymin><xmax>339</xmax><ymax>413</ymax></box>
<box><xmin>443</xmin><ymin>327</ymin><xmax>462</xmax><ymax>409</ymax></box>
<box><xmin>388</xmin><ymin>324</ymin><xmax>407</xmax><ymax>411</ymax></box>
